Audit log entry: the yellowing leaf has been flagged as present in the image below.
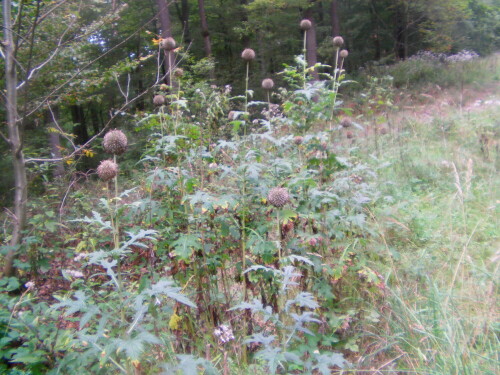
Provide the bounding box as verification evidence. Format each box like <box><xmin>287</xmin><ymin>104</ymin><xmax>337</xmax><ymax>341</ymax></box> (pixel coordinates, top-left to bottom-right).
<box><xmin>169</xmin><ymin>313</ymin><xmax>182</xmax><ymax>330</ymax></box>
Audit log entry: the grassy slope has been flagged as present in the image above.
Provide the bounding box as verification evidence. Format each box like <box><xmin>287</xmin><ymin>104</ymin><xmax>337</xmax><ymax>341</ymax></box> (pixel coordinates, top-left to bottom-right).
<box><xmin>355</xmin><ymin>62</ymin><xmax>499</xmax><ymax>374</ymax></box>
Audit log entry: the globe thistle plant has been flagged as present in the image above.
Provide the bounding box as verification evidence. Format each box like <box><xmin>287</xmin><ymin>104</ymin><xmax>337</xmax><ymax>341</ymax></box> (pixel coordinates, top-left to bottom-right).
<box><xmin>268</xmin><ymin>187</ymin><xmax>290</xmax><ymax>208</ymax></box>
<box><xmin>268</xmin><ymin>187</ymin><xmax>290</xmax><ymax>261</ymax></box>
<box><xmin>333</xmin><ymin>36</ymin><xmax>344</xmax><ymax>48</ymax></box>
<box><xmin>241</xmin><ymin>48</ymin><xmax>256</xmax><ymax>61</ymax></box>
<box><xmin>300</xmin><ymin>19</ymin><xmax>312</xmax><ymax>31</ymax></box>
<box><xmin>262</xmin><ymin>78</ymin><xmax>274</xmax><ymax>115</ymax></box>
<box><xmin>103</xmin><ymin>129</ymin><xmax>128</xmax><ymax>156</ymax></box>
<box><xmin>160</xmin><ymin>37</ymin><xmax>176</xmax><ymax>51</ymax></box>
<box><xmin>153</xmin><ymin>94</ymin><xmax>166</xmax><ymax>106</ymax></box>
<box><xmin>300</xmin><ymin>19</ymin><xmax>313</xmax><ymax>89</ymax></box>
<box><xmin>97</xmin><ymin>159</ymin><xmax>118</xmax><ymax>182</ymax></box>
<box><xmin>241</xmin><ymin>48</ymin><xmax>255</xmax><ymax>138</ymax></box>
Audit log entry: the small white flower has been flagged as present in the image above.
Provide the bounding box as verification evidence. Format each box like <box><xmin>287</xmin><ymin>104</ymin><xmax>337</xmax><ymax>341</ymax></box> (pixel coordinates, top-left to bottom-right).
<box><xmin>64</xmin><ymin>269</ymin><xmax>84</xmax><ymax>278</ymax></box>
<box><xmin>25</xmin><ymin>281</ymin><xmax>35</xmax><ymax>290</ymax></box>
<box><xmin>214</xmin><ymin>324</ymin><xmax>235</xmax><ymax>344</ymax></box>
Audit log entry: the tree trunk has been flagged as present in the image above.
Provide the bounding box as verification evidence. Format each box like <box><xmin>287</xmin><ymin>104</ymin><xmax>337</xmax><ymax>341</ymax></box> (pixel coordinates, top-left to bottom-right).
<box><xmin>3</xmin><ymin>0</ymin><xmax>28</xmax><ymax>277</ymax></box>
<box><xmin>45</xmin><ymin>107</ymin><xmax>65</xmax><ymax>178</ymax></box>
<box><xmin>304</xmin><ymin>5</ymin><xmax>319</xmax><ymax>80</ymax></box>
<box><xmin>240</xmin><ymin>0</ymin><xmax>250</xmax><ymax>48</ymax></box>
<box><xmin>70</xmin><ymin>104</ymin><xmax>89</xmax><ymax>145</ymax></box>
<box><xmin>370</xmin><ymin>0</ymin><xmax>381</xmax><ymax>60</ymax></box>
<box><xmin>198</xmin><ymin>0</ymin><xmax>212</xmax><ymax>56</ymax></box>
<box><xmin>330</xmin><ymin>0</ymin><xmax>340</xmax><ymax>37</ymax></box>
<box><xmin>393</xmin><ymin>0</ymin><xmax>407</xmax><ymax>60</ymax></box>
<box><xmin>156</xmin><ymin>0</ymin><xmax>174</xmax><ymax>86</ymax></box>
<box><xmin>197</xmin><ymin>0</ymin><xmax>215</xmax><ymax>80</ymax></box>
<box><xmin>176</xmin><ymin>0</ymin><xmax>191</xmax><ymax>44</ymax></box>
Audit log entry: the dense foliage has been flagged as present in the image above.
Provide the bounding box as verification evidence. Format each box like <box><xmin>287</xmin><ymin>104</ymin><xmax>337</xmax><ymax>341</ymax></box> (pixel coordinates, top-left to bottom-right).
<box><xmin>1</xmin><ymin>0</ymin><xmax>499</xmax><ymax>374</ymax></box>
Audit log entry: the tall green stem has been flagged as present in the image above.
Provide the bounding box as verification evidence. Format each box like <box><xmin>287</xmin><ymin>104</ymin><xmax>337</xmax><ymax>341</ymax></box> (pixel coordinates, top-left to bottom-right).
<box><xmin>244</xmin><ymin>61</ymin><xmax>250</xmax><ymax>140</ymax></box>
<box><xmin>303</xmin><ymin>31</ymin><xmax>307</xmax><ymax>90</ymax></box>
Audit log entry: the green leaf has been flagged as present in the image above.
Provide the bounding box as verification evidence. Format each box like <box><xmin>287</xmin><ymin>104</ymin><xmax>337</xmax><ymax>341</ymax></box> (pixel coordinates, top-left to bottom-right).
<box><xmin>172</xmin><ymin>234</ymin><xmax>202</xmax><ymax>261</ymax></box>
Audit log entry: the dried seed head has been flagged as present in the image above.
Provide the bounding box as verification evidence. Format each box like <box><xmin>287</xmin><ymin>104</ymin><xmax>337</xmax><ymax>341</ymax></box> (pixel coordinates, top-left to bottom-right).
<box><xmin>340</xmin><ymin>49</ymin><xmax>349</xmax><ymax>59</ymax></box>
<box><xmin>160</xmin><ymin>37</ymin><xmax>176</xmax><ymax>51</ymax></box>
<box><xmin>321</xmin><ymin>141</ymin><xmax>328</xmax><ymax>150</ymax></box>
<box><xmin>262</xmin><ymin>78</ymin><xmax>274</xmax><ymax>90</ymax></box>
<box><xmin>97</xmin><ymin>159</ymin><xmax>118</xmax><ymax>181</ymax></box>
<box><xmin>153</xmin><ymin>94</ymin><xmax>166</xmax><ymax>106</ymax></box>
<box><xmin>333</xmin><ymin>36</ymin><xmax>344</xmax><ymax>48</ymax></box>
<box><xmin>174</xmin><ymin>68</ymin><xmax>184</xmax><ymax>77</ymax></box>
<box><xmin>380</xmin><ymin>127</ymin><xmax>388</xmax><ymax>135</ymax></box>
<box><xmin>340</xmin><ymin>117</ymin><xmax>353</xmax><ymax>128</ymax></box>
<box><xmin>346</xmin><ymin>130</ymin><xmax>354</xmax><ymax>139</ymax></box>
<box><xmin>267</xmin><ymin>187</ymin><xmax>290</xmax><ymax>208</ymax></box>
<box><xmin>241</xmin><ymin>48</ymin><xmax>256</xmax><ymax>61</ymax></box>
<box><xmin>300</xmin><ymin>19</ymin><xmax>312</xmax><ymax>31</ymax></box>
<box><xmin>103</xmin><ymin>129</ymin><xmax>128</xmax><ymax>155</ymax></box>
<box><xmin>293</xmin><ymin>135</ymin><xmax>304</xmax><ymax>145</ymax></box>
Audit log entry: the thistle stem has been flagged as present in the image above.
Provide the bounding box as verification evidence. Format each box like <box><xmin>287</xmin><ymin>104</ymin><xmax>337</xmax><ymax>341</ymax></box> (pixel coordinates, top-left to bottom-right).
<box><xmin>303</xmin><ymin>31</ymin><xmax>307</xmax><ymax>90</ymax></box>
<box><xmin>244</xmin><ymin>61</ymin><xmax>250</xmax><ymax>140</ymax></box>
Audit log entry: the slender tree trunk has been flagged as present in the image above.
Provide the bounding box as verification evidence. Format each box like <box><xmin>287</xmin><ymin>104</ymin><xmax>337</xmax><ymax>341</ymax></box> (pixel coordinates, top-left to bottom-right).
<box><xmin>240</xmin><ymin>0</ymin><xmax>249</xmax><ymax>47</ymax></box>
<box><xmin>89</xmin><ymin>102</ymin><xmax>101</xmax><ymax>134</ymax></box>
<box><xmin>198</xmin><ymin>0</ymin><xmax>212</xmax><ymax>56</ymax></box>
<box><xmin>3</xmin><ymin>0</ymin><xmax>28</xmax><ymax>277</ymax></box>
<box><xmin>304</xmin><ymin>5</ymin><xmax>319</xmax><ymax>80</ymax></box>
<box><xmin>175</xmin><ymin>0</ymin><xmax>191</xmax><ymax>44</ymax></box>
<box><xmin>156</xmin><ymin>0</ymin><xmax>174</xmax><ymax>86</ymax></box>
<box><xmin>197</xmin><ymin>0</ymin><xmax>215</xmax><ymax>80</ymax></box>
<box><xmin>70</xmin><ymin>104</ymin><xmax>89</xmax><ymax>145</ymax></box>
<box><xmin>393</xmin><ymin>0</ymin><xmax>407</xmax><ymax>60</ymax></box>
<box><xmin>370</xmin><ymin>0</ymin><xmax>381</xmax><ymax>60</ymax></box>
<box><xmin>330</xmin><ymin>0</ymin><xmax>340</xmax><ymax>37</ymax></box>
<box><xmin>45</xmin><ymin>107</ymin><xmax>65</xmax><ymax>178</ymax></box>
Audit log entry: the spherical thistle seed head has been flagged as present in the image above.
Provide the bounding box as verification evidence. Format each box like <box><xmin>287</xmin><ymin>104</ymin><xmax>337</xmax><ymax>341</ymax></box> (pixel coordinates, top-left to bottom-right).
<box><xmin>340</xmin><ymin>49</ymin><xmax>349</xmax><ymax>59</ymax></box>
<box><xmin>97</xmin><ymin>159</ymin><xmax>118</xmax><ymax>181</ymax></box>
<box><xmin>333</xmin><ymin>36</ymin><xmax>344</xmax><ymax>48</ymax></box>
<box><xmin>340</xmin><ymin>117</ymin><xmax>353</xmax><ymax>128</ymax></box>
<box><xmin>103</xmin><ymin>129</ymin><xmax>128</xmax><ymax>155</ymax></box>
<box><xmin>241</xmin><ymin>48</ymin><xmax>256</xmax><ymax>61</ymax></box>
<box><xmin>300</xmin><ymin>19</ymin><xmax>312</xmax><ymax>31</ymax></box>
<box><xmin>267</xmin><ymin>187</ymin><xmax>290</xmax><ymax>208</ymax></box>
<box><xmin>262</xmin><ymin>78</ymin><xmax>274</xmax><ymax>90</ymax></box>
<box><xmin>293</xmin><ymin>135</ymin><xmax>304</xmax><ymax>145</ymax></box>
<box><xmin>153</xmin><ymin>94</ymin><xmax>166</xmax><ymax>106</ymax></box>
<box><xmin>174</xmin><ymin>68</ymin><xmax>184</xmax><ymax>77</ymax></box>
<box><xmin>346</xmin><ymin>130</ymin><xmax>354</xmax><ymax>139</ymax></box>
<box><xmin>160</xmin><ymin>37</ymin><xmax>176</xmax><ymax>51</ymax></box>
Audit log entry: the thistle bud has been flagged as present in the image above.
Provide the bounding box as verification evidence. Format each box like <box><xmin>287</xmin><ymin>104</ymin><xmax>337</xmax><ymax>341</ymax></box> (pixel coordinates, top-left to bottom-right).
<box><xmin>241</xmin><ymin>48</ymin><xmax>256</xmax><ymax>61</ymax></box>
<box><xmin>153</xmin><ymin>94</ymin><xmax>166</xmax><ymax>106</ymax></box>
<box><xmin>267</xmin><ymin>187</ymin><xmax>290</xmax><ymax>208</ymax></box>
<box><xmin>97</xmin><ymin>159</ymin><xmax>118</xmax><ymax>181</ymax></box>
<box><xmin>174</xmin><ymin>68</ymin><xmax>184</xmax><ymax>77</ymax></box>
<box><xmin>103</xmin><ymin>129</ymin><xmax>128</xmax><ymax>155</ymax></box>
<box><xmin>333</xmin><ymin>36</ymin><xmax>344</xmax><ymax>48</ymax></box>
<box><xmin>293</xmin><ymin>136</ymin><xmax>304</xmax><ymax>145</ymax></box>
<box><xmin>300</xmin><ymin>19</ymin><xmax>312</xmax><ymax>31</ymax></box>
<box><xmin>340</xmin><ymin>49</ymin><xmax>349</xmax><ymax>59</ymax></box>
<box><xmin>160</xmin><ymin>37</ymin><xmax>176</xmax><ymax>51</ymax></box>
<box><xmin>340</xmin><ymin>117</ymin><xmax>352</xmax><ymax>128</ymax></box>
<box><xmin>261</xmin><ymin>78</ymin><xmax>274</xmax><ymax>90</ymax></box>
<box><xmin>346</xmin><ymin>130</ymin><xmax>354</xmax><ymax>139</ymax></box>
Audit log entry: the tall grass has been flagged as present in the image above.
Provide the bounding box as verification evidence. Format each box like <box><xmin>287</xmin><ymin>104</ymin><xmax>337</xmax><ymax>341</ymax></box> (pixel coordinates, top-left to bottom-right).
<box><xmin>360</xmin><ymin>80</ymin><xmax>499</xmax><ymax>374</ymax></box>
